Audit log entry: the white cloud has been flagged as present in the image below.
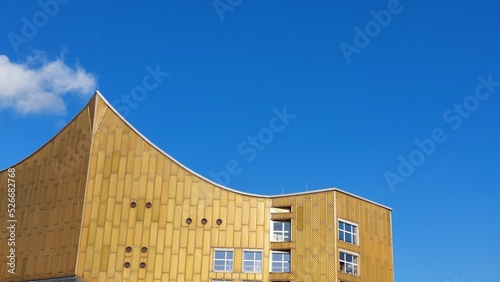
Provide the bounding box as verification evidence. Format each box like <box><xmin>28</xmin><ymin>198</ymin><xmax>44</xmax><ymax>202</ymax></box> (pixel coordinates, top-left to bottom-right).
<box><xmin>0</xmin><ymin>53</ymin><xmax>97</xmax><ymax>115</ymax></box>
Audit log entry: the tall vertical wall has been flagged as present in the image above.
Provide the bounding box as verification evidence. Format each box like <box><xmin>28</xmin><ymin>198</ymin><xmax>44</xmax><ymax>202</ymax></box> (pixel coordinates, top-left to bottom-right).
<box><xmin>271</xmin><ymin>190</ymin><xmax>394</xmax><ymax>282</ymax></box>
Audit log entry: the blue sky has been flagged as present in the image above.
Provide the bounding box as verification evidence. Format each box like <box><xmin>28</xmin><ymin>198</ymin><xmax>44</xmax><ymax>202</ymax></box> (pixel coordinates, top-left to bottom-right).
<box><xmin>1</xmin><ymin>1</ymin><xmax>499</xmax><ymax>281</ymax></box>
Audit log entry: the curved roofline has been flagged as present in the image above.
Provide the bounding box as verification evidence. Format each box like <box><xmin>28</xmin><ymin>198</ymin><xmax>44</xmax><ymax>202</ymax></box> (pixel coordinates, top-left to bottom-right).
<box><xmin>95</xmin><ymin>91</ymin><xmax>392</xmax><ymax>211</ymax></box>
<box><xmin>0</xmin><ymin>95</ymin><xmax>95</xmax><ymax>172</ymax></box>
<box><xmin>95</xmin><ymin>91</ymin><xmax>272</xmax><ymax>198</ymax></box>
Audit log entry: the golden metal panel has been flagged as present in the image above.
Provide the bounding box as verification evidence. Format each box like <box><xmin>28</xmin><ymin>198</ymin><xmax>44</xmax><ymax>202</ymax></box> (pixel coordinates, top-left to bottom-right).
<box><xmin>97</xmin><ymin>202</ymin><xmax>107</xmax><ymax>227</ymax></box>
<box><xmin>153</xmin><ymin>251</ymin><xmax>163</xmax><ymax>279</ymax></box>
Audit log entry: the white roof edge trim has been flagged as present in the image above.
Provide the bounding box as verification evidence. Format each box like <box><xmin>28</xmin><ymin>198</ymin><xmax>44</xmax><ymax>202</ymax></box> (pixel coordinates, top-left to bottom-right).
<box><xmin>94</xmin><ymin>91</ymin><xmax>392</xmax><ymax>211</ymax></box>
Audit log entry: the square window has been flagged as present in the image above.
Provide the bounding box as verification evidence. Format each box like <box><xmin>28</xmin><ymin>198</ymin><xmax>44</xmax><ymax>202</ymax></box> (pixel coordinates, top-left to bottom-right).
<box><xmin>243</xmin><ymin>250</ymin><xmax>262</xmax><ymax>273</ymax></box>
<box><xmin>271</xmin><ymin>250</ymin><xmax>291</xmax><ymax>272</ymax></box>
<box><xmin>339</xmin><ymin>251</ymin><xmax>359</xmax><ymax>275</ymax></box>
<box><xmin>213</xmin><ymin>250</ymin><xmax>233</xmax><ymax>272</ymax></box>
<box><xmin>338</xmin><ymin>219</ymin><xmax>358</xmax><ymax>245</ymax></box>
<box><xmin>271</xmin><ymin>220</ymin><xmax>291</xmax><ymax>242</ymax></box>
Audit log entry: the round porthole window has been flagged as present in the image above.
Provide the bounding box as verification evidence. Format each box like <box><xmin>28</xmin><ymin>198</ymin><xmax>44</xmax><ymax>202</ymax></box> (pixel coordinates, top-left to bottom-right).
<box><xmin>124</xmin><ymin>262</ymin><xmax>130</xmax><ymax>268</ymax></box>
<box><xmin>145</xmin><ymin>202</ymin><xmax>152</xmax><ymax>208</ymax></box>
<box><xmin>216</xmin><ymin>219</ymin><xmax>223</xmax><ymax>225</ymax></box>
<box><xmin>141</xmin><ymin>247</ymin><xmax>148</xmax><ymax>253</ymax></box>
<box><xmin>201</xmin><ymin>218</ymin><xmax>208</xmax><ymax>225</ymax></box>
<box><xmin>130</xmin><ymin>202</ymin><xmax>137</xmax><ymax>208</ymax></box>
<box><xmin>125</xmin><ymin>246</ymin><xmax>132</xmax><ymax>253</ymax></box>
<box><xmin>140</xmin><ymin>262</ymin><xmax>146</xmax><ymax>268</ymax></box>
<box><xmin>186</xmin><ymin>218</ymin><xmax>192</xmax><ymax>224</ymax></box>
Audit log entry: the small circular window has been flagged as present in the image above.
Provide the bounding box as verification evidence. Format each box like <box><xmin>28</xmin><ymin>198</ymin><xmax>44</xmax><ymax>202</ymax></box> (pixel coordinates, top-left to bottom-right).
<box><xmin>201</xmin><ymin>218</ymin><xmax>208</xmax><ymax>225</ymax></box>
<box><xmin>130</xmin><ymin>202</ymin><xmax>137</xmax><ymax>208</ymax></box>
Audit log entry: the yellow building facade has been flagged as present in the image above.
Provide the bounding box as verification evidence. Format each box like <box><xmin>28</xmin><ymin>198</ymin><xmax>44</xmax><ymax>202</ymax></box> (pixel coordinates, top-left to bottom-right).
<box><xmin>0</xmin><ymin>92</ymin><xmax>393</xmax><ymax>282</ymax></box>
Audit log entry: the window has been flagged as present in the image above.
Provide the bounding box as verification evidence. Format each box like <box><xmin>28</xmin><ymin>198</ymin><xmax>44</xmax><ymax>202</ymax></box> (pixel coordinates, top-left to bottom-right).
<box><xmin>213</xmin><ymin>249</ymin><xmax>233</xmax><ymax>272</ymax></box>
<box><xmin>271</xmin><ymin>206</ymin><xmax>291</xmax><ymax>213</ymax></box>
<box><xmin>243</xmin><ymin>250</ymin><xmax>262</xmax><ymax>273</ymax></box>
<box><xmin>339</xmin><ymin>251</ymin><xmax>358</xmax><ymax>275</ymax></box>
<box><xmin>271</xmin><ymin>220</ymin><xmax>291</xmax><ymax>242</ymax></box>
<box><xmin>271</xmin><ymin>250</ymin><xmax>290</xmax><ymax>272</ymax></box>
<box><xmin>339</xmin><ymin>220</ymin><xmax>358</xmax><ymax>244</ymax></box>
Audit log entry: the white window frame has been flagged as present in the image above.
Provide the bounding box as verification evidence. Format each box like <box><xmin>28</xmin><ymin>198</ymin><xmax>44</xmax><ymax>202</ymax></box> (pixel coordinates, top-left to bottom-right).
<box><xmin>242</xmin><ymin>249</ymin><xmax>263</xmax><ymax>273</ymax></box>
<box><xmin>338</xmin><ymin>218</ymin><xmax>358</xmax><ymax>245</ymax></box>
<box><xmin>213</xmin><ymin>248</ymin><xmax>234</xmax><ymax>272</ymax></box>
<box><xmin>339</xmin><ymin>249</ymin><xmax>359</xmax><ymax>276</ymax></box>
<box><xmin>270</xmin><ymin>220</ymin><xmax>291</xmax><ymax>242</ymax></box>
<box><xmin>270</xmin><ymin>250</ymin><xmax>291</xmax><ymax>273</ymax></box>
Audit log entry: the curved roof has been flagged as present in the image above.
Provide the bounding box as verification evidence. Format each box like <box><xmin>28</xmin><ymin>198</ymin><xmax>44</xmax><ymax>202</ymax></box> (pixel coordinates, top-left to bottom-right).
<box><xmin>93</xmin><ymin>91</ymin><xmax>392</xmax><ymax>210</ymax></box>
<box><xmin>1</xmin><ymin>91</ymin><xmax>391</xmax><ymax>210</ymax></box>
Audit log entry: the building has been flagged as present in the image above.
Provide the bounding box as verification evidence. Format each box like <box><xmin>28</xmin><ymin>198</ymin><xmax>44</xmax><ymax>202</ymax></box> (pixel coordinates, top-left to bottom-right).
<box><xmin>0</xmin><ymin>92</ymin><xmax>394</xmax><ymax>282</ymax></box>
